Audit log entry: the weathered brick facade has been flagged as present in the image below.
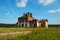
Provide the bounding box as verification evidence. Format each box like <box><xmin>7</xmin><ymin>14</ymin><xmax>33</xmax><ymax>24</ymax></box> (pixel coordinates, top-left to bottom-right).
<box><xmin>17</xmin><ymin>12</ymin><xmax>48</xmax><ymax>28</ymax></box>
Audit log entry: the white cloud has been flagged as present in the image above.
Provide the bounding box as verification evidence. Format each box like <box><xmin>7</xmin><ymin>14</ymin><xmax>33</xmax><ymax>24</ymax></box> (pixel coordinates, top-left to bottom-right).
<box><xmin>48</xmin><ymin>8</ymin><xmax>60</xmax><ymax>13</ymax></box>
<box><xmin>39</xmin><ymin>0</ymin><xmax>55</xmax><ymax>6</ymax></box>
<box><xmin>16</xmin><ymin>0</ymin><xmax>28</xmax><ymax>7</ymax></box>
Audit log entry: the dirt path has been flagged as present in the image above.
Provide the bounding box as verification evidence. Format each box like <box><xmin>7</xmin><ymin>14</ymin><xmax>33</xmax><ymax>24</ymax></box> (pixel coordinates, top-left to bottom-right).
<box><xmin>0</xmin><ymin>31</ymin><xmax>32</xmax><ymax>38</ymax></box>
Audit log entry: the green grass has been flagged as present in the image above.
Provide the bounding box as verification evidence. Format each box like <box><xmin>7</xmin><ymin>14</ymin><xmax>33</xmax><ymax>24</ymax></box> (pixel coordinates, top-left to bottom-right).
<box><xmin>0</xmin><ymin>28</ymin><xmax>33</xmax><ymax>33</ymax></box>
<box><xmin>0</xmin><ymin>28</ymin><xmax>60</xmax><ymax>40</ymax></box>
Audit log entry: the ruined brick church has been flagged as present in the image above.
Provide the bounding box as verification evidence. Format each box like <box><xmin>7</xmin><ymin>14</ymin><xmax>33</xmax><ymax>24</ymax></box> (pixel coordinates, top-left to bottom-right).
<box><xmin>17</xmin><ymin>12</ymin><xmax>48</xmax><ymax>28</ymax></box>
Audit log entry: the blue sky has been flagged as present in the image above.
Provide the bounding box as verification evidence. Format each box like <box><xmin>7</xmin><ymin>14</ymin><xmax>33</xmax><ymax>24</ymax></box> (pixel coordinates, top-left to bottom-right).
<box><xmin>0</xmin><ymin>0</ymin><xmax>60</xmax><ymax>24</ymax></box>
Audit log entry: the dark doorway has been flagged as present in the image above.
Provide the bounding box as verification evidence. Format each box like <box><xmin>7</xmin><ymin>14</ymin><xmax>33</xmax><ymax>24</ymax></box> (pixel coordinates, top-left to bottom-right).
<box><xmin>41</xmin><ymin>23</ymin><xmax>45</xmax><ymax>27</ymax></box>
<box><xmin>22</xmin><ymin>24</ymin><xmax>24</xmax><ymax>27</ymax></box>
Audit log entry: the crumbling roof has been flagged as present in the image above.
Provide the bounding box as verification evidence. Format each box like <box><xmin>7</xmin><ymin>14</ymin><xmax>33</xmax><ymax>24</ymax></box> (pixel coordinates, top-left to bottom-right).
<box><xmin>39</xmin><ymin>19</ymin><xmax>48</xmax><ymax>22</ymax></box>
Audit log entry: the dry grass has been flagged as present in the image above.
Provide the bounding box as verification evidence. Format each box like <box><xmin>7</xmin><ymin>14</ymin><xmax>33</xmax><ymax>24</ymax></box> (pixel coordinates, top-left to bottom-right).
<box><xmin>0</xmin><ymin>31</ymin><xmax>32</xmax><ymax>38</ymax></box>
<box><xmin>0</xmin><ymin>28</ymin><xmax>60</xmax><ymax>40</ymax></box>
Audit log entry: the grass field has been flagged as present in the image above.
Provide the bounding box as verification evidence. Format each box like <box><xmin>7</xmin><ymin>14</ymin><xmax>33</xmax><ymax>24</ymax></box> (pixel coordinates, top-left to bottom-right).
<box><xmin>0</xmin><ymin>28</ymin><xmax>60</xmax><ymax>40</ymax></box>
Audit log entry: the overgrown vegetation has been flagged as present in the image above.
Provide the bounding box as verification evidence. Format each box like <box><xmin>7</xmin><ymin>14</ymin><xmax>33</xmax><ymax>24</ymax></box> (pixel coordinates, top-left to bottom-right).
<box><xmin>0</xmin><ymin>23</ymin><xmax>60</xmax><ymax>40</ymax></box>
<box><xmin>0</xmin><ymin>28</ymin><xmax>60</xmax><ymax>40</ymax></box>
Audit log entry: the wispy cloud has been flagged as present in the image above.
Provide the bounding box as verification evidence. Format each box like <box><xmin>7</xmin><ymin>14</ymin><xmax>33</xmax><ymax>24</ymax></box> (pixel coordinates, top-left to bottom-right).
<box><xmin>5</xmin><ymin>12</ymin><xmax>13</xmax><ymax>18</ymax></box>
<box><xmin>39</xmin><ymin>0</ymin><xmax>55</xmax><ymax>6</ymax></box>
<box><xmin>0</xmin><ymin>19</ymin><xmax>17</xmax><ymax>24</ymax></box>
<box><xmin>16</xmin><ymin>0</ymin><xmax>28</xmax><ymax>7</ymax></box>
<box><xmin>5</xmin><ymin>12</ymin><xmax>17</xmax><ymax>24</ymax></box>
<box><xmin>48</xmin><ymin>8</ymin><xmax>60</xmax><ymax>13</ymax></box>
<box><xmin>6</xmin><ymin>12</ymin><xmax>10</xmax><ymax>16</ymax></box>
<box><xmin>48</xmin><ymin>17</ymin><xmax>60</xmax><ymax>24</ymax></box>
